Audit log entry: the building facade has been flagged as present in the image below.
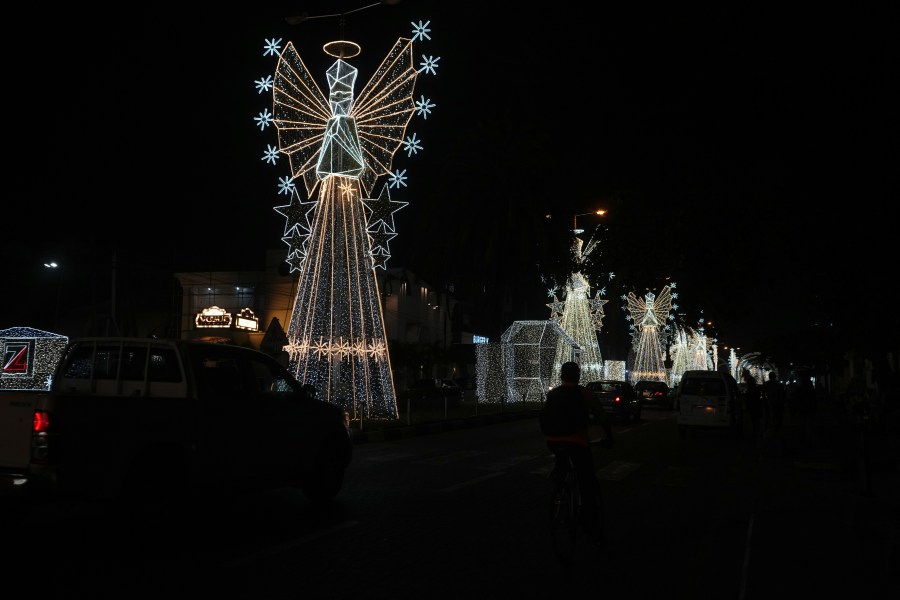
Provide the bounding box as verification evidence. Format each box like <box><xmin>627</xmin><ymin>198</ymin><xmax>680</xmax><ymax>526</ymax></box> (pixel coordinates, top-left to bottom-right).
<box><xmin>174</xmin><ymin>250</ymin><xmax>465</xmax><ymax>388</ymax></box>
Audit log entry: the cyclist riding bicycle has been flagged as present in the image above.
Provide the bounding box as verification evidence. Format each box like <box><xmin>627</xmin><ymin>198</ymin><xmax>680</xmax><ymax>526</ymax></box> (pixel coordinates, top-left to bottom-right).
<box><xmin>539</xmin><ymin>361</ymin><xmax>614</xmax><ymax>544</ymax></box>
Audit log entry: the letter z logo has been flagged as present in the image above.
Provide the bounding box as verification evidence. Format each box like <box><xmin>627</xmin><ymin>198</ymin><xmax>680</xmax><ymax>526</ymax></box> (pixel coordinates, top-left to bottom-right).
<box><xmin>2</xmin><ymin>342</ymin><xmax>30</xmax><ymax>374</ymax></box>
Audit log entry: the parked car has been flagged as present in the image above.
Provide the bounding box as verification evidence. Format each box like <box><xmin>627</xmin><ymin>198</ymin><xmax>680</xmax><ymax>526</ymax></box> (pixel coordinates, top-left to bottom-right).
<box><xmin>442</xmin><ymin>377</ymin><xmax>477</xmax><ymax>402</ymax></box>
<box><xmin>633</xmin><ymin>380</ymin><xmax>671</xmax><ymax>408</ymax></box>
<box><xmin>584</xmin><ymin>380</ymin><xmax>641</xmax><ymax>423</ymax></box>
<box><xmin>397</xmin><ymin>378</ymin><xmax>462</xmax><ymax>408</ymax></box>
<box><xmin>673</xmin><ymin>369</ymin><xmax>741</xmax><ymax>437</ymax></box>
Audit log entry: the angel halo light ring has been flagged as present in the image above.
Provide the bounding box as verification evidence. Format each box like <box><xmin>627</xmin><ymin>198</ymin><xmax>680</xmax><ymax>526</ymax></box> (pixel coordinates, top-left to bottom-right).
<box><xmin>323</xmin><ymin>40</ymin><xmax>361</xmax><ymax>59</ymax></box>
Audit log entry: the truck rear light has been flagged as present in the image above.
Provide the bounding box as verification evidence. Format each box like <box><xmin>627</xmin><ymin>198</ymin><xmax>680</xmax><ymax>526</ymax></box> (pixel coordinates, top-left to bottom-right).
<box><xmin>33</xmin><ymin>410</ymin><xmax>50</xmax><ymax>432</ymax></box>
<box><xmin>31</xmin><ymin>410</ymin><xmax>51</xmax><ymax>464</ymax></box>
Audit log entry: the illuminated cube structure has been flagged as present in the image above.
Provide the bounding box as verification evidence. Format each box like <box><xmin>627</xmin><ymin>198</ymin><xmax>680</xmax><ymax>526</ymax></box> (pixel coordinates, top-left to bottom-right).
<box><xmin>604</xmin><ymin>360</ymin><xmax>626</xmax><ymax>381</ymax></box>
<box><xmin>476</xmin><ymin>320</ymin><xmax>580</xmax><ymax>404</ymax></box>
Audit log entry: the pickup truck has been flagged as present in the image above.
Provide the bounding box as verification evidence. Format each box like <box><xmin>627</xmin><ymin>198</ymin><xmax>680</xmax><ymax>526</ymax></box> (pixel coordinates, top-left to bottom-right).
<box><xmin>0</xmin><ymin>337</ymin><xmax>352</xmax><ymax>505</ymax></box>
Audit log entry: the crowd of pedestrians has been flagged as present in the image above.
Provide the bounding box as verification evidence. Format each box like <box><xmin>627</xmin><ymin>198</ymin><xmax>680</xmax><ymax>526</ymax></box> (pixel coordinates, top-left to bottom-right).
<box><xmin>741</xmin><ymin>369</ymin><xmax>822</xmax><ymax>454</ymax></box>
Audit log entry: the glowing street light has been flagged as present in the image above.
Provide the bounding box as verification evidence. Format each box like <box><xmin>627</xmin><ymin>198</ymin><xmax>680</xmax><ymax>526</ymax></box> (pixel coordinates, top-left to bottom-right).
<box><xmin>44</xmin><ymin>260</ymin><xmax>62</xmax><ymax>329</ymax></box>
<box><xmin>573</xmin><ymin>209</ymin><xmax>607</xmax><ymax>234</ymax></box>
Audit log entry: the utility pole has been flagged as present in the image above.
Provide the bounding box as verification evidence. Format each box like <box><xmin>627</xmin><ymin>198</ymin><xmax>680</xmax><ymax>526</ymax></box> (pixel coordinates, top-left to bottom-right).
<box><xmin>108</xmin><ymin>250</ymin><xmax>120</xmax><ymax>336</ymax></box>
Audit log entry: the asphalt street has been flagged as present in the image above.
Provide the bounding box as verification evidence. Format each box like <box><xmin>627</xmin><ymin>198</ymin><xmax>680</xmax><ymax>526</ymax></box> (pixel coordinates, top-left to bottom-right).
<box><xmin>353</xmin><ymin>398</ymin><xmax>900</xmax><ymax>598</ymax></box>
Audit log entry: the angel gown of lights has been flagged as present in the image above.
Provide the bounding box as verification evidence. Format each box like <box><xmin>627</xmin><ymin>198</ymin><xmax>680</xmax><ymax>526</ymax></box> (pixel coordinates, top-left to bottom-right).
<box><xmin>668</xmin><ymin>327</ymin><xmax>689</xmax><ymax>387</ymax></box>
<box><xmin>266</xmin><ymin>31</ymin><xmax>431</xmax><ymax>419</ymax></box>
<box><xmin>688</xmin><ymin>325</ymin><xmax>713</xmax><ymax>371</ymax></box>
<box><xmin>626</xmin><ymin>285</ymin><xmax>673</xmax><ymax>384</ymax></box>
<box><xmin>547</xmin><ymin>238</ymin><xmax>607</xmax><ymax>386</ymax></box>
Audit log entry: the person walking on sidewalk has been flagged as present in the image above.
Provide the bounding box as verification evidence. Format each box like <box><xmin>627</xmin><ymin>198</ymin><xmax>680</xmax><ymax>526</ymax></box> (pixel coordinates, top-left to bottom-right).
<box><xmin>742</xmin><ymin>369</ymin><xmax>763</xmax><ymax>445</ymax></box>
<box><xmin>762</xmin><ymin>371</ymin><xmax>787</xmax><ymax>436</ymax></box>
<box><xmin>790</xmin><ymin>375</ymin><xmax>816</xmax><ymax>444</ymax></box>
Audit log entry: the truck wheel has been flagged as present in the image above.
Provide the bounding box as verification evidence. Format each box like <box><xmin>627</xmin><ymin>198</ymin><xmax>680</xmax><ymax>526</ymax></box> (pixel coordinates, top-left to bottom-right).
<box><xmin>301</xmin><ymin>434</ymin><xmax>348</xmax><ymax>505</ymax></box>
<box><xmin>119</xmin><ymin>445</ymin><xmax>186</xmax><ymax>511</ymax></box>
<box><xmin>301</xmin><ymin>463</ymin><xmax>344</xmax><ymax>505</ymax></box>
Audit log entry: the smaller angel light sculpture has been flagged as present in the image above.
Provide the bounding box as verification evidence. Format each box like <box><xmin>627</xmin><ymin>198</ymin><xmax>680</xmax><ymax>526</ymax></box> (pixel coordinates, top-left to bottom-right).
<box><xmin>625</xmin><ymin>284</ymin><xmax>673</xmax><ymax>384</ymax></box>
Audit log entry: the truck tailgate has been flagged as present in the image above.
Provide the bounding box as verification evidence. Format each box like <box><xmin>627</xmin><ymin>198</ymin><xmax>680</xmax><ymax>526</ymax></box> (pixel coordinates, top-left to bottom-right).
<box><xmin>0</xmin><ymin>391</ymin><xmax>43</xmax><ymax>473</ymax></box>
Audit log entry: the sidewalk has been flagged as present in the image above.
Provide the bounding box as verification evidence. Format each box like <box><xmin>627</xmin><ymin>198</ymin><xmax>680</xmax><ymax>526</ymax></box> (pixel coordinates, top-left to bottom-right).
<box><xmin>743</xmin><ymin>398</ymin><xmax>899</xmax><ymax>597</ymax></box>
<box><xmin>350</xmin><ymin>409</ymin><xmax>539</xmax><ymax>444</ymax></box>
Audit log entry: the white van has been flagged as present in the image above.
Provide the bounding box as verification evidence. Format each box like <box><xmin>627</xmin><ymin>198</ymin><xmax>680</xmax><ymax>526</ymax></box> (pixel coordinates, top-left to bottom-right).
<box><xmin>674</xmin><ymin>369</ymin><xmax>741</xmax><ymax>437</ymax></box>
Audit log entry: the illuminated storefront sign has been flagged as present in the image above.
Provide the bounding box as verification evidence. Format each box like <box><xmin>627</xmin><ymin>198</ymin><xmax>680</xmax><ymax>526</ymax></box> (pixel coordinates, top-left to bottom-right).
<box><xmin>195</xmin><ymin>306</ymin><xmax>233</xmax><ymax>329</ymax></box>
<box><xmin>235</xmin><ymin>307</ymin><xmax>259</xmax><ymax>332</ymax></box>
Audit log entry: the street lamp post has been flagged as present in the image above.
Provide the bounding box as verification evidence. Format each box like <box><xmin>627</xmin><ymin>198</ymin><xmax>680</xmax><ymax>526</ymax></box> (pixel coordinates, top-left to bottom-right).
<box><xmin>573</xmin><ymin>209</ymin><xmax>607</xmax><ymax>234</ymax></box>
<box><xmin>44</xmin><ymin>261</ymin><xmax>62</xmax><ymax>330</ymax></box>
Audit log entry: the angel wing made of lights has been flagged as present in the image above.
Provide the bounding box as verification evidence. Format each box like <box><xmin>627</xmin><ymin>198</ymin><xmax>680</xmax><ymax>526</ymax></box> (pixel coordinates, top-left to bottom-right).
<box><xmin>626</xmin><ymin>292</ymin><xmax>649</xmax><ymax>328</ymax></box>
<box><xmin>273</xmin><ymin>37</ymin><xmax>418</xmax><ymax>199</ymax></box>
<box><xmin>653</xmin><ymin>285</ymin><xmax>673</xmax><ymax>324</ymax></box>
<box><xmin>626</xmin><ymin>285</ymin><xmax>673</xmax><ymax>330</ymax></box>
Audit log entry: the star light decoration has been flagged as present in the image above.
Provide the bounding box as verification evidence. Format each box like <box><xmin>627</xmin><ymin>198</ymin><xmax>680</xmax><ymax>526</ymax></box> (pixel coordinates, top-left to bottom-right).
<box><xmin>547</xmin><ymin>237</ymin><xmax>608</xmax><ymax>386</ymax></box>
<box><xmin>253</xmin><ymin>19</ymin><xmax>439</xmax><ymax>420</ymax></box>
<box><xmin>625</xmin><ymin>284</ymin><xmax>674</xmax><ymax>384</ymax></box>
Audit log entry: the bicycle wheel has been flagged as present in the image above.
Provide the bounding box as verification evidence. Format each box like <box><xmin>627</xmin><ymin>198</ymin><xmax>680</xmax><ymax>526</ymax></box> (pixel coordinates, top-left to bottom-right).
<box><xmin>549</xmin><ymin>477</ymin><xmax>578</xmax><ymax>562</ymax></box>
<box><xmin>592</xmin><ymin>482</ymin><xmax>604</xmax><ymax>543</ymax></box>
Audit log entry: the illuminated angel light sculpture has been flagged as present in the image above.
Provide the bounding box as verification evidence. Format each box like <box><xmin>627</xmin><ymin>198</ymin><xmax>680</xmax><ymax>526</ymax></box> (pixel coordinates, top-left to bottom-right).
<box><xmin>668</xmin><ymin>326</ymin><xmax>689</xmax><ymax>387</ymax></box>
<box><xmin>547</xmin><ymin>237</ymin><xmax>607</xmax><ymax>386</ymax></box>
<box><xmin>686</xmin><ymin>313</ymin><xmax>717</xmax><ymax>372</ymax></box>
<box><xmin>255</xmin><ymin>20</ymin><xmax>438</xmax><ymax>419</ymax></box>
<box><xmin>728</xmin><ymin>347</ymin><xmax>739</xmax><ymax>381</ymax></box>
<box><xmin>625</xmin><ymin>285</ymin><xmax>673</xmax><ymax>384</ymax></box>
<box><xmin>688</xmin><ymin>325</ymin><xmax>712</xmax><ymax>371</ymax></box>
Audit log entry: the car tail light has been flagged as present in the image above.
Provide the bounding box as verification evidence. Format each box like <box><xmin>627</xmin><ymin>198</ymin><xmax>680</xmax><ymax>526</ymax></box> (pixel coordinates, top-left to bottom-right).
<box><xmin>614</xmin><ymin>396</ymin><xmax>621</xmax><ymax>403</ymax></box>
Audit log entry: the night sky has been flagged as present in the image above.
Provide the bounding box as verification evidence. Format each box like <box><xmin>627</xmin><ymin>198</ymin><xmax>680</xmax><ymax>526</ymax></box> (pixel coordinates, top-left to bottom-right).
<box><xmin>5</xmin><ymin>2</ymin><xmax>896</xmax><ymax>360</ymax></box>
